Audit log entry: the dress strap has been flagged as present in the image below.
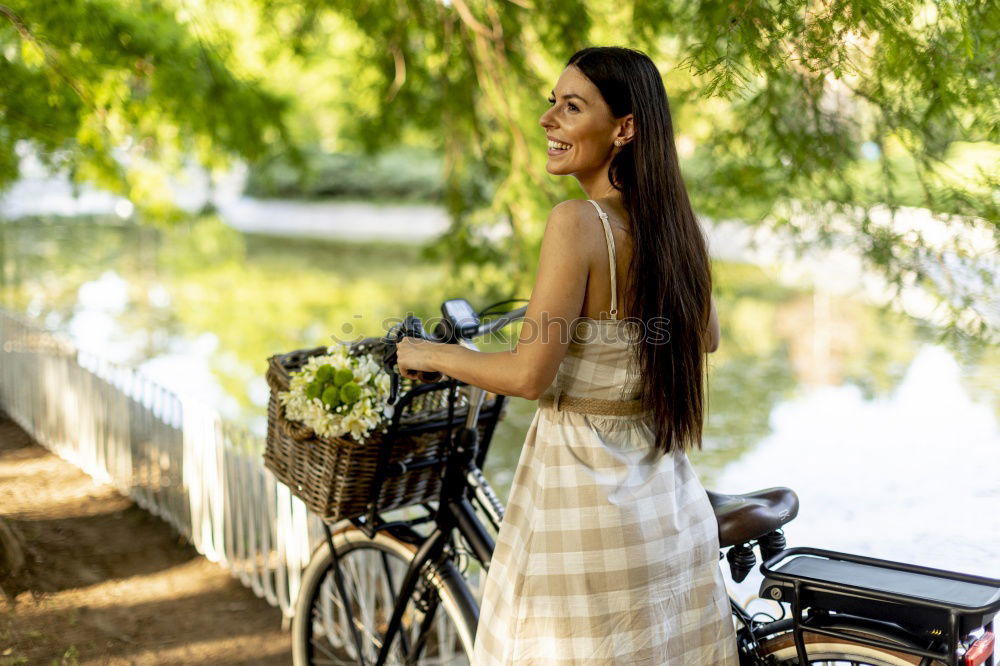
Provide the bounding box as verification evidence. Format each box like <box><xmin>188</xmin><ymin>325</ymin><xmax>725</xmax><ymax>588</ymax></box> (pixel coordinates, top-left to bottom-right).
<box><xmin>587</xmin><ymin>199</ymin><xmax>618</xmax><ymax>319</ymax></box>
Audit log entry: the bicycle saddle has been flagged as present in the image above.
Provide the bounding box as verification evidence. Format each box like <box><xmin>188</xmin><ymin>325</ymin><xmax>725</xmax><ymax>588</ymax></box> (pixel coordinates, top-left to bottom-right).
<box><xmin>706</xmin><ymin>487</ymin><xmax>799</xmax><ymax>548</ymax></box>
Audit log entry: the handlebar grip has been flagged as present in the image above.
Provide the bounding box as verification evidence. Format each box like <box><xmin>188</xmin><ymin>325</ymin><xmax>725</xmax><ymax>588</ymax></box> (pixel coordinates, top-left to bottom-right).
<box><xmin>392</xmin><ymin>316</ymin><xmax>444</xmax><ymax>383</ymax></box>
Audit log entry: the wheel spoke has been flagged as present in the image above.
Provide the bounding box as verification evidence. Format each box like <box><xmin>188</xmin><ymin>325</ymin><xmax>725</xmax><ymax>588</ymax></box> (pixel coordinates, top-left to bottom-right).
<box><xmin>296</xmin><ymin>531</ymin><xmax>475</xmax><ymax>666</ymax></box>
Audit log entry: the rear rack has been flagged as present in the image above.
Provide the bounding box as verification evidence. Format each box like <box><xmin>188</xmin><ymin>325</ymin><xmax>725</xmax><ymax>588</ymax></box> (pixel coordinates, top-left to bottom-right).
<box><xmin>760</xmin><ymin>547</ymin><xmax>1000</xmax><ymax>666</ymax></box>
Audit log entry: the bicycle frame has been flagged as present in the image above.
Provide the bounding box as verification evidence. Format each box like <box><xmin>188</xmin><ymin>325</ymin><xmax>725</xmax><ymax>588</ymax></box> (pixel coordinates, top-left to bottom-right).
<box><xmin>309</xmin><ymin>301</ymin><xmax>1000</xmax><ymax>666</ymax></box>
<box><xmin>365</xmin><ymin>371</ymin><xmax>504</xmax><ymax>665</ymax></box>
<box><xmin>317</xmin><ymin>325</ymin><xmax>511</xmax><ymax>666</ymax></box>
<box><xmin>316</xmin><ymin>397</ymin><xmax>999</xmax><ymax>666</ymax></box>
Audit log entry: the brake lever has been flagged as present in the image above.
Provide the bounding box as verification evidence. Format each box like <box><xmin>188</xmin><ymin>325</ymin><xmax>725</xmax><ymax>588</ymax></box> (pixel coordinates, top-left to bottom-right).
<box><xmin>379</xmin><ymin>316</ymin><xmax>443</xmax><ymax>405</ymax></box>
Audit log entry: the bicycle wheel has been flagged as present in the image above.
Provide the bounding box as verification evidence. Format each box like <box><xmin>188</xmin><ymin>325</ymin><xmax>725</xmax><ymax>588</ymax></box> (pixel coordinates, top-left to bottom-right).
<box><xmin>754</xmin><ymin>627</ymin><xmax>945</xmax><ymax>665</ymax></box>
<box><xmin>292</xmin><ymin>526</ymin><xmax>478</xmax><ymax>666</ymax></box>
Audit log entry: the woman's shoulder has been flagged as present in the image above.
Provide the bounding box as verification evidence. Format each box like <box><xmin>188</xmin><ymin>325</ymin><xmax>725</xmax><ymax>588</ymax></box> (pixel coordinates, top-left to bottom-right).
<box><xmin>549</xmin><ymin>198</ymin><xmax>598</xmax><ymax>215</ymax></box>
<box><xmin>552</xmin><ymin>197</ymin><xmax>627</xmax><ymax>220</ymax></box>
<box><xmin>539</xmin><ymin>201</ymin><xmax>609</xmax><ymax>267</ymax></box>
<box><xmin>550</xmin><ymin>198</ymin><xmax>619</xmax><ymax>230</ymax></box>
<box><xmin>543</xmin><ymin>199</ymin><xmax>602</xmax><ymax>233</ymax></box>
<box><xmin>547</xmin><ymin>198</ymin><xmax>635</xmax><ymax>242</ymax></box>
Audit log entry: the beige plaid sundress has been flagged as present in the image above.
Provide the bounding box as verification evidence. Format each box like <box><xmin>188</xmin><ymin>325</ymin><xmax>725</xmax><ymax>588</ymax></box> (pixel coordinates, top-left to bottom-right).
<box><xmin>471</xmin><ymin>199</ymin><xmax>738</xmax><ymax>665</ymax></box>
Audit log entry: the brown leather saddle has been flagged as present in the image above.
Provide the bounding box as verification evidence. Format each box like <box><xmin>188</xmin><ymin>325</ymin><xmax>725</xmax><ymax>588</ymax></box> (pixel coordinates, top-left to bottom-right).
<box><xmin>707</xmin><ymin>487</ymin><xmax>799</xmax><ymax>548</ymax></box>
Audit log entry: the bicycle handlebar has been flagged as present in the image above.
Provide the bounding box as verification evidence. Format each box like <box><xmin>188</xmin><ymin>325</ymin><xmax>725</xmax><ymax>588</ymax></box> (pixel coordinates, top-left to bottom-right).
<box><xmin>355</xmin><ymin>302</ymin><xmax>528</xmax><ymax>405</ymax></box>
<box><xmin>473</xmin><ymin>305</ymin><xmax>528</xmax><ymax>338</ymax></box>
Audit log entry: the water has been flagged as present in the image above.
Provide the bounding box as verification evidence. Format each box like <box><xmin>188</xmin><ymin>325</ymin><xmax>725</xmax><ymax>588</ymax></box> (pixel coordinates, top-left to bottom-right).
<box><xmin>1</xmin><ymin>215</ymin><xmax>996</xmax><ymax>589</ymax></box>
<box><xmin>719</xmin><ymin>343</ymin><xmax>999</xmax><ymax>610</ymax></box>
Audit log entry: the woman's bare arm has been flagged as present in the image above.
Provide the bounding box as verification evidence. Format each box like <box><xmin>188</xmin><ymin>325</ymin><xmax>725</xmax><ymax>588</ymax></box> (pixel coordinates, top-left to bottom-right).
<box><xmin>431</xmin><ymin>200</ymin><xmax>593</xmax><ymax>399</ymax></box>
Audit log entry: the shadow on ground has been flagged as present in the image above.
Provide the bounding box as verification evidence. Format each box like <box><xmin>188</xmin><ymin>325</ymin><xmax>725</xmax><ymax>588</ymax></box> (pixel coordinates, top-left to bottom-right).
<box><xmin>0</xmin><ymin>412</ymin><xmax>291</xmax><ymax>665</ymax></box>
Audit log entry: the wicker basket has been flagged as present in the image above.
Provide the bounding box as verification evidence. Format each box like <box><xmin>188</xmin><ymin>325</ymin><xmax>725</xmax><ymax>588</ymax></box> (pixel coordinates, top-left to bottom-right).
<box><xmin>264</xmin><ymin>342</ymin><xmax>502</xmax><ymax>522</ymax></box>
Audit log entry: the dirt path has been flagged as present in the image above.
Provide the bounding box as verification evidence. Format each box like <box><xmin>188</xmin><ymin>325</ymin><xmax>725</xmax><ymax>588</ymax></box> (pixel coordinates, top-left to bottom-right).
<box><xmin>0</xmin><ymin>412</ymin><xmax>291</xmax><ymax>665</ymax></box>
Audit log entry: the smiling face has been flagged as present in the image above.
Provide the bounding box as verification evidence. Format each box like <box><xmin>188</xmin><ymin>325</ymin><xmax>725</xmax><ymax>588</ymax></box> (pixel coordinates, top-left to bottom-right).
<box><xmin>538</xmin><ymin>65</ymin><xmax>633</xmax><ymax>180</ymax></box>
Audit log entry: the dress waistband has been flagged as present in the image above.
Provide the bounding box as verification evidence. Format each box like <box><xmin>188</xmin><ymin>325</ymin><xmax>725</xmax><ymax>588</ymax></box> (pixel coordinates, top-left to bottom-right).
<box><xmin>538</xmin><ymin>388</ymin><xmax>647</xmax><ymax>416</ymax></box>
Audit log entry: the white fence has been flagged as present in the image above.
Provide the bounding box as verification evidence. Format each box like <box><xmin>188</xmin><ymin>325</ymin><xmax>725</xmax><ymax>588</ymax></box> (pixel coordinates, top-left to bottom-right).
<box><xmin>0</xmin><ymin>307</ymin><xmax>343</xmax><ymax>618</ymax></box>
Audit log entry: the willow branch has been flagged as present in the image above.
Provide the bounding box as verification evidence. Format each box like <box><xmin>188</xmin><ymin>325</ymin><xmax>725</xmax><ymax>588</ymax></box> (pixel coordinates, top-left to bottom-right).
<box><xmin>0</xmin><ymin>4</ymin><xmax>91</xmax><ymax>104</ymax></box>
<box><xmin>385</xmin><ymin>44</ymin><xmax>406</xmax><ymax>102</ymax></box>
<box><xmin>449</xmin><ymin>0</ymin><xmax>494</xmax><ymax>38</ymax></box>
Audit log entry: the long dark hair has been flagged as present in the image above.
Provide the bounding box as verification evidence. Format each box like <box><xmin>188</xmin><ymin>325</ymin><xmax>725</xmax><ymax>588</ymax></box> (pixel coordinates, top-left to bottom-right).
<box><xmin>567</xmin><ymin>46</ymin><xmax>713</xmax><ymax>455</ymax></box>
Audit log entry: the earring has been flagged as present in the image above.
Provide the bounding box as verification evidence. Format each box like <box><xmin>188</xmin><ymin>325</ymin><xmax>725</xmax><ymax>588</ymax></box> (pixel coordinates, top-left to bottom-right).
<box><xmin>614</xmin><ymin>139</ymin><xmax>623</xmax><ymax>147</ymax></box>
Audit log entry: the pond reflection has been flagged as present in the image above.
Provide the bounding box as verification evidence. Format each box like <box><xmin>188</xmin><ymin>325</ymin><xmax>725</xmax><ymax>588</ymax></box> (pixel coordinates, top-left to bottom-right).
<box><xmin>1</xmin><ymin>215</ymin><xmax>996</xmax><ymax>577</ymax></box>
<box><xmin>720</xmin><ymin>342</ymin><xmax>999</xmax><ymax>608</ymax></box>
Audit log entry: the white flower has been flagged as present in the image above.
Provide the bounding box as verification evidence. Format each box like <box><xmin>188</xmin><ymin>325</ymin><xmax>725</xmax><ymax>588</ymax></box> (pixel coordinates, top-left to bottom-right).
<box><xmin>277</xmin><ymin>343</ymin><xmax>394</xmax><ymax>443</ymax></box>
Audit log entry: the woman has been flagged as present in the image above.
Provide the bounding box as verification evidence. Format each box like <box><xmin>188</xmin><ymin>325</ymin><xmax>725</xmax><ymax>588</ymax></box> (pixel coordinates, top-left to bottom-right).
<box><xmin>396</xmin><ymin>46</ymin><xmax>737</xmax><ymax>665</ymax></box>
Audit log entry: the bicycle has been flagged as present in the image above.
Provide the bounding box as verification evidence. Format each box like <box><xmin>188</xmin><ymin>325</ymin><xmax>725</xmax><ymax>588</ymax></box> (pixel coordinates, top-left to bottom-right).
<box><xmin>291</xmin><ymin>298</ymin><xmax>999</xmax><ymax>666</ymax></box>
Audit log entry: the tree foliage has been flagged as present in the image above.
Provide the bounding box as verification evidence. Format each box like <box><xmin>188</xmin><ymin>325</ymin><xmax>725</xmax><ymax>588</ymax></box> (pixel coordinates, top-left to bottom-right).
<box><xmin>250</xmin><ymin>0</ymin><xmax>997</xmax><ymax>337</ymax></box>
<box><xmin>0</xmin><ymin>0</ymin><xmax>294</xmax><ymax>221</ymax></box>
<box><xmin>1</xmin><ymin>0</ymin><xmax>997</xmax><ymax>337</ymax></box>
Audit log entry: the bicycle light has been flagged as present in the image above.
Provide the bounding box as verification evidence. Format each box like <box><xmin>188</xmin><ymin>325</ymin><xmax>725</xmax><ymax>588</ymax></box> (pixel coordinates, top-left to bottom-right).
<box><xmin>964</xmin><ymin>630</ymin><xmax>994</xmax><ymax>666</ymax></box>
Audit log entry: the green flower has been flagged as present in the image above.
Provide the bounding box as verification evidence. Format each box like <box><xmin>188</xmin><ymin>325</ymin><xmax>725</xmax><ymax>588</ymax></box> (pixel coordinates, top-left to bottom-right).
<box><xmin>315</xmin><ymin>364</ymin><xmax>335</xmax><ymax>383</ymax></box>
<box><xmin>305</xmin><ymin>380</ymin><xmax>324</xmax><ymax>400</ymax></box>
<box><xmin>339</xmin><ymin>381</ymin><xmax>361</xmax><ymax>404</ymax></box>
<box><xmin>334</xmin><ymin>367</ymin><xmax>355</xmax><ymax>386</ymax></box>
<box><xmin>321</xmin><ymin>385</ymin><xmax>342</xmax><ymax>407</ymax></box>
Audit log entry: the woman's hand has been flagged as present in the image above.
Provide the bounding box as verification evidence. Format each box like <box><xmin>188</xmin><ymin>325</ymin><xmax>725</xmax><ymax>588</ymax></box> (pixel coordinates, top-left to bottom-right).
<box><xmin>395</xmin><ymin>337</ymin><xmax>445</xmax><ymax>382</ymax></box>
